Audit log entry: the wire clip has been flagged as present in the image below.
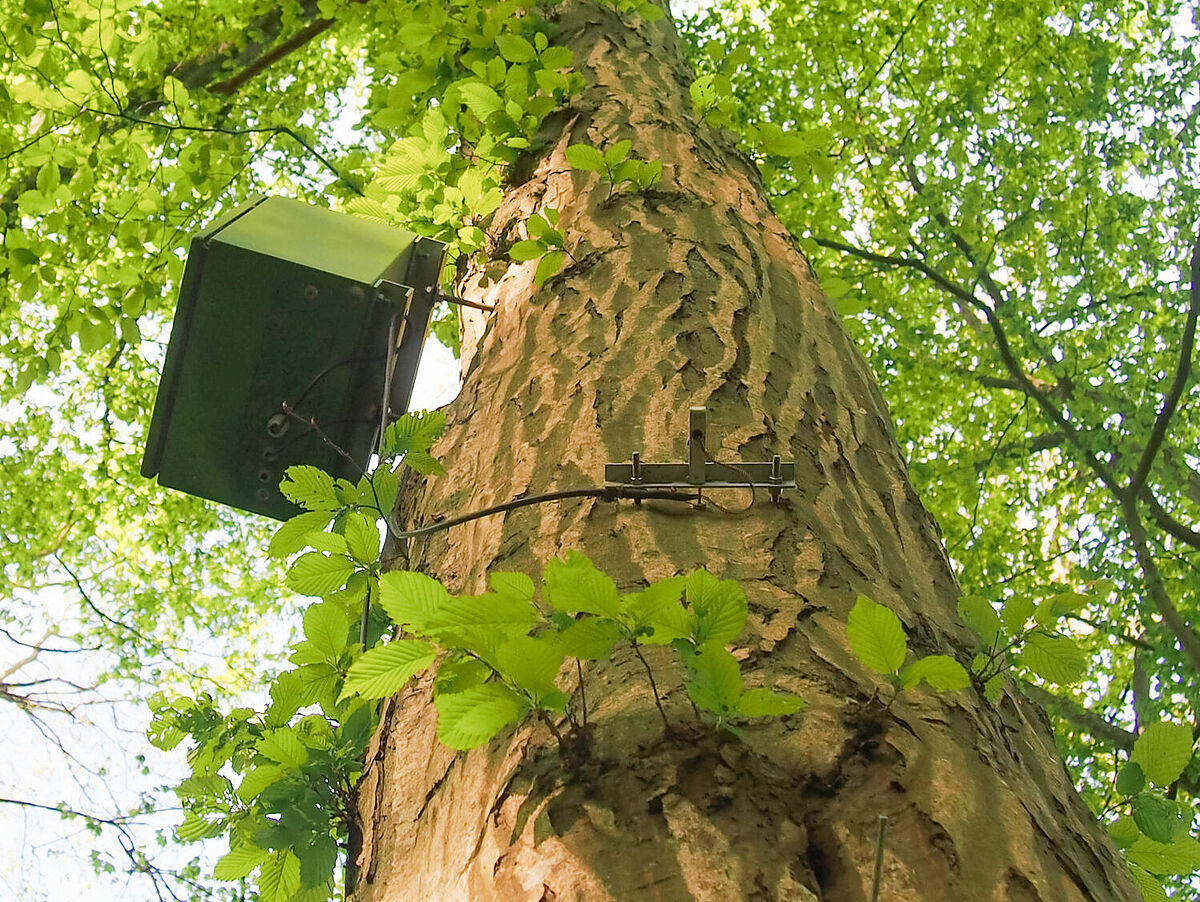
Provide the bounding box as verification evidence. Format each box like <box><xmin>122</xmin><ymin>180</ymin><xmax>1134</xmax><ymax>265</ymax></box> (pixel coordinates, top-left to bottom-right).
<box><xmin>604</xmin><ymin>407</ymin><xmax>795</xmax><ymax>505</ymax></box>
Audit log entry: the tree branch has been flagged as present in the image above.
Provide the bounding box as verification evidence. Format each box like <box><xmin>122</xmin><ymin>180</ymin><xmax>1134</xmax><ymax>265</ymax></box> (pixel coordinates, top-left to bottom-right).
<box><xmin>1019</xmin><ymin>681</ymin><xmax>1135</xmax><ymax>751</ymax></box>
<box><xmin>1128</xmin><ymin>224</ymin><xmax>1200</xmax><ymax>498</ymax></box>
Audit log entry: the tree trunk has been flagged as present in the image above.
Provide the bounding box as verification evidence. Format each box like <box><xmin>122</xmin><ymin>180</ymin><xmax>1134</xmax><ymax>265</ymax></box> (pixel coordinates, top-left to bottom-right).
<box><xmin>351</xmin><ymin>3</ymin><xmax>1137</xmax><ymax>899</ymax></box>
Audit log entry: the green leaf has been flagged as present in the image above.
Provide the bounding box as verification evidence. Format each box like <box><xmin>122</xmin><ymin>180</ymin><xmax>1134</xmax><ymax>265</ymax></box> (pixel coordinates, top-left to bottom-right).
<box><xmin>533</xmin><ymin>250</ymin><xmax>564</xmax><ymax>286</ymax></box>
<box><xmin>176</xmin><ymin>810</ymin><xmax>223</xmax><ymax>842</ymax></box>
<box><xmin>358</xmin><ymin>466</ymin><xmax>399</xmax><ymax>517</ymax></box>
<box><xmin>1126</xmin><ymin>834</ymin><xmax>1200</xmax><ymax>876</ymax></box>
<box><xmin>736</xmin><ymin>687</ymin><xmax>804</xmax><ymax>717</ymax></box>
<box><xmin>496</xmin><ymin>33</ymin><xmax>536</xmax><ymax>63</ymax></box>
<box><xmin>344</xmin><ymin>511</ymin><xmax>381</xmax><ymax>563</ymax></box>
<box><xmin>303</xmin><ymin>602</ymin><xmax>349</xmax><ymax>661</ymax></box>
<box><xmin>1116</xmin><ymin>761</ymin><xmax>1146</xmax><ymax>796</ymax></box>
<box><xmin>1126</xmin><ymin>863</ymin><xmax>1168</xmax><ymax>902</ymax></box>
<box><xmin>624</xmin><ymin>576</ymin><xmax>685</xmax><ymax>629</ymax></box>
<box><xmin>490</xmin><ymin>571</ymin><xmax>535</xmax><ymax>602</ymax></box>
<box><xmin>846</xmin><ymin>595</ymin><xmax>907</xmax><ymax>675</ymax></box>
<box><xmin>378</xmin><ymin>570</ymin><xmax>451</xmax><ymax>632</ymax></box>
<box><xmin>236</xmin><ymin>765</ymin><xmax>286</xmax><ymax>803</ymax></box>
<box><xmin>1036</xmin><ymin>592</ymin><xmax>1090</xmax><ymax>625</ymax></box>
<box><xmin>286</xmin><ymin>553</ymin><xmax>355</xmax><ymax>597</ymax></box>
<box><xmin>957</xmin><ymin>595</ymin><xmax>1002</xmax><ymax>646</ymax></box>
<box><xmin>544</xmin><ymin>551</ymin><xmax>621</xmax><ymax>618</ymax></box>
<box><xmin>213</xmin><ymin>843</ymin><xmax>268</xmax><ymax>880</ymax></box>
<box><xmin>340</xmin><ymin>639</ymin><xmax>436</xmax><ymax>700</ymax></box>
<box><xmin>434</xmin><ymin>683</ymin><xmax>526</xmax><ymax>749</ymax></box>
<box><xmin>425</xmin><ymin>593</ymin><xmax>539</xmax><ymax>647</ymax></box>
<box><xmin>279</xmin><ymin>466</ymin><xmax>341</xmax><ymax>511</ymax></box>
<box><xmin>984</xmin><ymin>673</ymin><xmax>1004</xmax><ymax>703</ymax></box>
<box><xmin>300</xmin><ymin>834</ymin><xmax>338</xmax><ymax>890</ymax></box>
<box><xmin>565</xmin><ymin>144</ymin><xmax>606</xmax><ymax>172</ymax></box>
<box><xmin>495</xmin><ymin>635</ymin><xmax>564</xmax><ymax>698</ymax></box>
<box><xmin>402</xmin><ymin>450</ymin><xmax>446</xmax><ymax>476</ymax></box>
<box><xmin>1019</xmin><ymin>633</ymin><xmax>1087</xmax><ymax>685</ymax></box>
<box><xmin>1132</xmin><ymin>721</ymin><xmax>1194</xmax><ymax>786</ymax></box>
<box><xmin>458</xmin><ymin>81</ymin><xmax>505</xmax><ymax>121</ymax></box>
<box><xmin>686</xmin><ymin>569</ymin><xmax>747</xmax><ymax>646</ymax></box>
<box><xmin>554</xmin><ymin>616</ymin><xmax>622</xmax><ymax>659</ymax></box>
<box><xmin>900</xmin><ymin>654</ymin><xmax>969</xmax><ymax>691</ymax></box>
<box><xmin>509</xmin><ymin>239</ymin><xmax>547</xmax><ymax>261</ymax></box>
<box><xmin>539</xmin><ymin>46</ymin><xmax>572</xmax><ymax>69</ymax></box>
<box><xmin>381</xmin><ymin>410</ymin><xmax>446</xmax><ymax>458</ymax></box>
<box><xmin>1000</xmin><ymin>595</ymin><xmax>1036</xmax><ymax>632</ymax></box>
<box><xmin>686</xmin><ymin>645</ymin><xmax>743</xmax><ymax>714</ymax></box>
<box><xmin>258</xmin><ymin>850</ymin><xmax>301</xmax><ymax>902</ymax></box>
<box><xmin>1132</xmin><ymin>793</ymin><xmax>1178</xmax><ymax>844</ymax></box>
<box><xmin>257</xmin><ymin>729</ymin><xmax>308</xmax><ymax>768</ymax></box>
<box><xmin>268</xmin><ymin>511</ymin><xmax>334</xmax><ymax>557</ymax></box>
<box><xmin>603</xmin><ymin>139</ymin><xmax>632</xmax><ymax>166</ymax></box>
<box><xmin>302</xmin><ymin>531</ymin><xmax>348</xmax><ymax>555</ymax></box>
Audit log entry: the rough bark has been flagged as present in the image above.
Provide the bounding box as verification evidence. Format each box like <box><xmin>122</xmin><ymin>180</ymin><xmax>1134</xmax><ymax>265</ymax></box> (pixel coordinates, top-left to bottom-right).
<box><xmin>352</xmin><ymin>3</ymin><xmax>1138</xmax><ymax>900</ymax></box>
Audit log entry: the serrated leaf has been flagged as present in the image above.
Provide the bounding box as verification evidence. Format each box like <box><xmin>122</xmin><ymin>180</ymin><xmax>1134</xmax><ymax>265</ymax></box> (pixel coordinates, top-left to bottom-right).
<box><xmin>603</xmin><ymin>139</ymin><xmax>632</xmax><ymax>166</ymax></box>
<box><xmin>258</xmin><ymin>850</ymin><xmax>301</xmax><ymax>902</ymax></box>
<box><xmin>1037</xmin><ymin>592</ymin><xmax>1091</xmax><ymax>624</ymax></box>
<box><xmin>1132</xmin><ymin>794</ymin><xmax>1178</xmax><ymax>843</ymax></box>
<box><xmin>544</xmin><ymin>551</ymin><xmax>621</xmax><ymax>617</ymax></box>
<box><xmin>847</xmin><ymin>595</ymin><xmax>907</xmax><ymax>675</ymax></box>
<box><xmin>496</xmin><ymin>33</ymin><xmax>536</xmax><ymax>62</ymax></box>
<box><xmin>1117</xmin><ymin>761</ymin><xmax>1146</xmax><ymax>796</ymax></box>
<box><xmin>426</xmin><ymin>593</ymin><xmax>538</xmax><ymax>647</ymax></box>
<box><xmin>1126</xmin><ymin>834</ymin><xmax>1200</xmax><ymax>876</ymax></box>
<box><xmin>301</xmin><ymin>531</ymin><xmax>348</xmax><ymax>555</ymax></box>
<box><xmin>435</xmin><ymin>683</ymin><xmax>526</xmax><ymax>749</ymax></box>
<box><xmin>257</xmin><ymin>729</ymin><xmax>307</xmax><ymax>768</ymax></box>
<box><xmin>1109</xmin><ymin>815</ymin><xmax>1141</xmax><ymax>848</ymax></box>
<box><xmin>624</xmin><ymin>576</ymin><xmax>685</xmax><ymax>630</ymax></box>
<box><xmin>495</xmin><ymin>635</ymin><xmax>564</xmax><ymax>698</ymax></box>
<box><xmin>984</xmin><ymin>672</ymin><xmax>1004</xmax><ymax>702</ymax></box>
<box><xmin>1127</xmin><ymin>863</ymin><xmax>1168</xmax><ymax>902</ymax></box>
<box><xmin>344</xmin><ymin>512</ymin><xmax>381</xmax><ymax>563</ymax></box>
<box><xmin>286</xmin><ymin>553</ymin><xmax>355</xmax><ymax>597</ymax></box>
<box><xmin>378</xmin><ymin>570</ymin><xmax>451</xmax><ymax>632</ymax></box>
<box><xmin>1020</xmin><ymin>633</ymin><xmax>1087</xmax><ymax>685</ymax></box>
<box><xmin>279</xmin><ymin>466</ymin><xmax>341</xmax><ymax>511</ymax></box>
<box><xmin>403</xmin><ymin>450</ymin><xmax>446</xmax><ymax>476</ymax></box>
<box><xmin>359</xmin><ymin>465</ymin><xmax>399</xmax><ymax>517</ymax></box>
<box><xmin>268</xmin><ymin>511</ymin><xmax>334</xmax><ymax>558</ymax></box>
<box><xmin>381</xmin><ymin>410</ymin><xmax>446</xmax><ymax>458</ymax></box>
<box><xmin>565</xmin><ymin>143</ymin><xmax>606</xmax><ymax>172</ymax></box>
<box><xmin>1001</xmin><ymin>595</ymin><xmax>1036</xmax><ymax>632</ymax></box>
<box><xmin>458</xmin><ymin>81</ymin><xmax>504</xmax><ymax>121</ymax></box>
<box><xmin>300</xmin><ymin>834</ymin><xmax>338</xmax><ymax>890</ymax></box>
<box><xmin>900</xmin><ymin>655</ymin><xmax>969</xmax><ymax>691</ymax></box>
<box><xmin>303</xmin><ymin>602</ymin><xmax>349</xmax><ymax>661</ymax></box>
<box><xmin>540</xmin><ymin>46</ymin><xmax>572</xmax><ymax>69</ymax></box>
<box><xmin>686</xmin><ymin>569</ymin><xmax>747</xmax><ymax>646</ymax></box>
<box><xmin>340</xmin><ymin>639</ymin><xmax>436</xmax><ymax>700</ymax></box>
<box><xmin>554</xmin><ymin>616</ymin><xmax>622</xmax><ymax>659</ymax></box>
<box><xmin>236</xmin><ymin>765</ymin><xmax>286</xmax><ymax>803</ymax></box>
<box><xmin>534</xmin><ymin>250</ymin><xmax>564</xmax><ymax>286</ymax></box>
<box><xmin>176</xmin><ymin>810</ymin><xmax>223</xmax><ymax>842</ymax></box>
<box><xmin>686</xmin><ymin>645</ymin><xmax>743</xmax><ymax>714</ymax></box>
<box><xmin>509</xmin><ymin>238</ymin><xmax>546</xmax><ymax>261</ymax></box>
<box><xmin>1132</xmin><ymin>721</ymin><xmax>1195</xmax><ymax>786</ymax></box>
<box><xmin>957</xmin><ymin>595</ymin><xmax>1002</xmax><ymax>646</ymax></box>
<box><xmin>490</xmin><ymin>571</ymin><xmax>535</xmax><ymax>602</ymax></box>
<box><xmin>737</xmin><ymin>687</ymin><xmax>804</xmax><ymax>717</ymax></box>
<box><xmin>213</xmin><ymin>843</ymin><xmax>268</xmax><ymax>880</ymax></box>
<box><xmin>435</xmin><ymin>655</ymin><xmax>493</xmax><ymax>695</ymax></box>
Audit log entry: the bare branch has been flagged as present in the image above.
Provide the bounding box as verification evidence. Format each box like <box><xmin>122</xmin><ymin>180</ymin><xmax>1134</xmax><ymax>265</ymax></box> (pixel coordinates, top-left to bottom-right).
<box><xmin>1019</xmin><ymin>681</ymin><xmax>1135</xmax><ymax>751</ymax></box>
<box><xmin>1128</xmin><ymin>224</ymin><xmax>1200</xmax><ymax>497</ymax></box>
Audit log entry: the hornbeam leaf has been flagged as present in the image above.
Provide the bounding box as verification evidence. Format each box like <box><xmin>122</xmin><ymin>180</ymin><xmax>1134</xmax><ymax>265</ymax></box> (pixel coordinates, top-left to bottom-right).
<box><xmin>268</xmin><ymin>511</ymin><xmax>334</xmax><ymax>558</ymax></box>
<box><xmin>900</xmin><ymin>655</ymin><xmax>969</xmax><ymax>691</ymax></box>
<box><xmin>303</xmin><ymin>602</ymin><xmax>349</xmax><ymax>660</ymax></box>
<box><xmin>344</xmin><ymin>512</ymin><xmax>381</xmax><ymax>563</ymax></box>
<box><xmin>533</xmin><ymin>250</ymin><xmax>564</xmax><ymax>286</ymax></box>
<box><xmin>1020</xmin><ymin>633</ymin><xmax>1087</xmax><ymax>685</ymax></box>
<box><xmin>1126</xmin><ymin>863</ymin><xmax>1167</xmax><ymax>902</ymax></box>
<box><xmin>379</xmin><ymin>570</ymin><xmax>450</xmax><ymax>632</ymax></box>
<box><xmin>956</xmin><ymin>595</ymin><xmax>1001</xmax><ymax>646</ymax></box>
<box><xmin>495</xmin><ymin>635</ymin><xmax>564</xmax><ymax>697</ymax></box>
<box><xmin>1126</xmin><ymin>834</ymin><xmax>1200</xmax><ymax>876</ymax></box>
<box><xmin>1132</xmin><ymin>793</ymin><xmax>1179</xmax><ymax>844</ymax></box>
<box><xmin>686</xmin><ymin>645</ymin><xmax>743</xmax><ymax>714</ymax></box>
<box><xmin>257</xmin><ymin>729</ymin><xmax>307</xmax><ymax>768</ymax></box>
<box><xmin>279</xmin><ymin>466</ymin><xmax>341</xmax><ymax>511</ymax></box>
<box><xmin>737</xmin><ymin>687</ymin><xmax>804</xmax><ymax>717</ymax></box>
<box><xmin>213</xmin><ymin>843</ymin><xmax>268</xmax><ymax>880</ymax></box>
<box><xmin>686</xmin><ymin>569</ymin><xmax>747</xmax><ymax>646</ymax></box>
<box><xmin>236</xmin><ymin>765</ymin><xmax>286</xmax><ymax>803</ymax></box>
<box><xmin>565</xmin><ymin>144</ymin><xmax>606</xmax><ymax>172</ymax></box>
<box><xmin>846</xmin><ymin>595</ymin><xmax>907</xmax><ymax>675</ymax></box>
<box><xmin>457</xmin><ymin>81</ymin><xmax>505</xmax><ymax>121</ymax></box>
<box><xmin>285</xmin><ymin>553</ymin><xmax>355</xmax><ymax>597</ymax></box>
<box><xmin>434</xmin><ymin>683</ymin><xmax>526</xmax><ymax>749</ymax></box>
<box><xmin>1132</xmin><ymin>721</ymin><xmax>1195</xmax><ymax>787</ymax></box>
<box><xmin>509</xmin><ymin>239</ymin><xmax>546</xmax><ymax>261</ymax></box>
<box><xmin>554</xmin><ymin>616</ymin><xmax>622</xmax><ymax>659</ymax></box>
<box><xmin>258</xmin><ymin>850</ymin><xmax>301</xmax><ymax>902</ymax></box>
<box><xmin>544</xmin><ymin>551</ymin><xmax>621</xmax><ymax>617</ymax></box>
<box><xmin>496</xmin><ymin>33</ymin><xmax>536</xmax><ymax>62</ymax></box>
<box><xmin>340</xmin><ymin>640</ymin><xmax>436</xmax><ymax>700</ymax></box>
<box><xmin>490</xmin><ymin>571</ymin><xmax>535</xmax><ymax>602</ymax></box>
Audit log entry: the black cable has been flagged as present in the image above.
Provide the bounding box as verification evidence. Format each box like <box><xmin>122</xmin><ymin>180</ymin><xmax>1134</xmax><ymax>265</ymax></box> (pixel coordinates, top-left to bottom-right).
<box><xmin>386</xmin><ymin>486</ymin><xmax>702</xmax><ymax>539</ymax></box>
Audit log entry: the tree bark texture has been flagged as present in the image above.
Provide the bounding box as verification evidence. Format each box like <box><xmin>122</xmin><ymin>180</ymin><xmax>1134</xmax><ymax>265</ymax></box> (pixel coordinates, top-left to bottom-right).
<box><xmin>352</xmin><ymin>3</ymin><xmax>1137</xmax><ymax>900</ymax></box>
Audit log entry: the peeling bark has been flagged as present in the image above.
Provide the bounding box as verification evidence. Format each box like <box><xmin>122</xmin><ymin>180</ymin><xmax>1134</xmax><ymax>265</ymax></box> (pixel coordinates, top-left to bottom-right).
<box><xmin>352</xmin><ymin>3</ymin><xmax>1137</xmax><ymax>900</ymax></box>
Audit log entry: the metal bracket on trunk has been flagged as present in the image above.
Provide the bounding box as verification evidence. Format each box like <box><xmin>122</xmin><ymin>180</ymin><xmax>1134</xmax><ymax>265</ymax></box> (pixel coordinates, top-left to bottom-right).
<box><xmin>604</xmin><ymin>407</ymin><xmax>796</xmax><ymax>505</ymax></box>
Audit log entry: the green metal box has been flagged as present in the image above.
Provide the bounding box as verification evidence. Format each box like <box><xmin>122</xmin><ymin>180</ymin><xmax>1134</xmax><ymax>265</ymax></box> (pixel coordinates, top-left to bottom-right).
<box><xmin>141</xmin><ymin>195</ymin><xmax>446</xmax><ymax>520</ymax></box>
